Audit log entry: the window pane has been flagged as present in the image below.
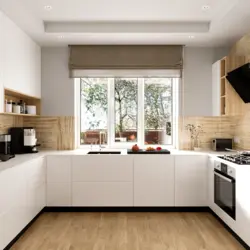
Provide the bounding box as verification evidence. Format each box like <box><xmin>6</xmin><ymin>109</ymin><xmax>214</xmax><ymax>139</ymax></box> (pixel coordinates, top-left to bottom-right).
<box><xmin>144</xmin><ymin>78</ymin><xmax>172</xmax><ymax>145</ymax></box>
<box><xmin>114</xmin><ymin>78</ymin><xmax>138</xmax><ymax>143</ymax></box>
<box><xmin>80</xmin><ymin>78</ymin><xmax>108</xmax><ymax>145</ymax></box>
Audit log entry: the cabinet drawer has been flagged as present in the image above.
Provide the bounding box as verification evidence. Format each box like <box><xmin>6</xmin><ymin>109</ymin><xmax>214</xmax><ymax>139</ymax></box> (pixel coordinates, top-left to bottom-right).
<box><xmin>47</xmin><ymin>182</ymin><xmax>71</xmax><ymax>207</ymax></box>
<box><xmin>47</xmin><ymin>156</ymin><xmax>71</xmax><ymax>182</ymax></box>
<box><xmin>72</xmin><ymin>182</ymin><xmax>133</xmax><ymax>206</ymax></box>
<box><xmin>72</xmin><ymin>156</ymin><xmax>133</xmax><ymax>182</ymax></box>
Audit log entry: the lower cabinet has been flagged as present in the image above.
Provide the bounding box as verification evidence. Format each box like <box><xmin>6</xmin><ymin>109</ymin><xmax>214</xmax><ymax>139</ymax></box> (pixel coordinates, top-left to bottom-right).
<box><xmin>47</xmin><ymin>182</ymin><xmax>71</xmax><ymax>206</ymax></box>
<box><xmin>0</xmin><ymin>213</ymin><xmax>3</xmax><ymax>250</ymax></box>
<box><xmin>207</xmin><ymin>157</ymin><xmax>215</xmax><ymax>210</ymax></box>
<box><xmin>72</xmin><ymin>182</ymin><xmax>133</xmax><ymax>206</ymax></box>
<box><xmin>236</xmin><ymin>167</ymin><xmax>250</xmax><ymax>246</ymax></box>
<box><xmin>134</xmin><ymin>155</ymin><xmax>175</xmax><ymax>206</ymax></box>
<box><xmin>46</xmin><ymin>156</ymin><xmax>72</xmax><ymax>207</ymax></box>
<box><xmin>175</xmin><ymin>155</ymin><xmax>207</xmax><ymax>207</ymax></box>
<box><xmin>26</xmin><ymin>157</ymin><xmax>46</xmax><ymax>221</ymax></box>
<box><xmin>0</xmin><ymin>157</ymin><xmax>46</xmax><ymax>249</ymax></box>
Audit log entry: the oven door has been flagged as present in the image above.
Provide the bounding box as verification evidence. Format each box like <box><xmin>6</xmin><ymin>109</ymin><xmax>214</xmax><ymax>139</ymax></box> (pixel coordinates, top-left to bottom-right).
<box><xmin>214</xmin><ymin>170</ymin><xmax>236</xmax><ymax>220</ymax></box>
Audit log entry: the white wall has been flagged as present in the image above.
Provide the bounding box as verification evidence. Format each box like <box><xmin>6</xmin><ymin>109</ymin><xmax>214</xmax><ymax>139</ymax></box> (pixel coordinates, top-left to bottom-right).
<box><xmin>41</xmin><ymin>47</ymin><xmax>74</xmax><ymax>116</ymax></box>
<box><xmin>0</xmin><ymin>10</ymin><xmax>41</xmax><ymax>113</ymax></box>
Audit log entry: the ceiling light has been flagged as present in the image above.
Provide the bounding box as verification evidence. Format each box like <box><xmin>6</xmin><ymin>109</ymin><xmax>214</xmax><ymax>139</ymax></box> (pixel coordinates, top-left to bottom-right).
<box><xmin>189</xmin><ymin>35</ymin><xmax>195</xmax><ymax>39</ymax></box>
<box><xmin>44</xmin><ymin>5</ymin><xmax>52</xmax><ymax>11</ymax></box>
<box><xmin>202</xmin><ymin>5</ymin><xmax>211</xmax><ymax>11</ymax></box>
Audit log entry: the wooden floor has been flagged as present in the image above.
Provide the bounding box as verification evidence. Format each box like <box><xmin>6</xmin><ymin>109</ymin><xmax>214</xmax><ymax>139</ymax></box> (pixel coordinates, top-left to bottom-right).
<box><xmin>11</xmin><ymin>212</ymin><xmax>244</xmax><ymax>250</ymax></box>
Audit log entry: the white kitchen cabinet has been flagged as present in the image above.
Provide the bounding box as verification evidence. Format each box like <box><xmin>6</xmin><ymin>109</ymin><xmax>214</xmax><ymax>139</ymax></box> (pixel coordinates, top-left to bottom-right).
<box><xmin>26</xmin><ymin>158</ymin><xmax>46</xmax><ymax>221</ymax></box>
<box><xmin>72</xmin><ymin>182</ymin><xmax>133</xmax><ymax>207</ymax></box>
<box><xmin>47</xmin><ymin>182</ymin><xmax>71</xmax><ymax>207</ymax></box>
<box><xmin>46</xmin><ymin>156</ymin><xmax>71</xmax><ymax>207</ymax></box>
<box><xmin>0</xmin><ymin>157</ymin><xmax>46</xmax><ymax>249</ymax></box>
<box><xmin>212</xmin><ymin>60</ymin><xmax>221</xmax><ymax>116</ymax></box>
<box><xmin>236</xmin><ymin>167</ymin><xmax>250</xmax><ymax>246</ymax></box>
<box><xmin>0</xmin><ymin>213</ymin><xmax>4</xmax><ymax>250</ymax></box>
<box><xmin>47</xmin><ymin>156</ymin><xmax>71</xmax><ymax>182</ymax></box>
<box><xmin>134</xmin><ymin>155</ymin><xmax>175</xmax><ymax>206</ymax></box>
<box><xmin>72</xmin><ymin>155</ymin><xmax>133</xmax><ymax>182</ymax></box>
<box><xmin>207</xmin><ymin>157</ymin><xmax>215</xmax><ymax>210</ymax></box>
<box><xmin>175</xmin><ymin>155</ymin><xmax>207</xmax><ymax>206</ymax></box>
<box><xmin>0</xmin><ymin>10</ymin><xmax>41</xmax><ymax>103</ymax></box>
<box><xmin>2</xmin><ymin>164</ymin><xmax>27</xmax><ymax>247</ymax></box>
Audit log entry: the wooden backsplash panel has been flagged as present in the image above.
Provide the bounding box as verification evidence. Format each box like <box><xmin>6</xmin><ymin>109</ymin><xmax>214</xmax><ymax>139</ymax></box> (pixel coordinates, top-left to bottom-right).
<box><xmin>179</xmin><ymin>116</ymin><xmax>236</xmax><ymax>150</ymax></box>
<box><xmin>0</xmin><ymin>114</ymin><xmax>23</xmax><ymax>134</ymax></box>
<box><xmin>23</xmin><ymin>116</ymin><xmax>75</xmax><ymax>150</ymax></box>
<box><xmin>233</xmin><ymin>106</ymin><xmax>250</xmax><ymax>150</ymax></box>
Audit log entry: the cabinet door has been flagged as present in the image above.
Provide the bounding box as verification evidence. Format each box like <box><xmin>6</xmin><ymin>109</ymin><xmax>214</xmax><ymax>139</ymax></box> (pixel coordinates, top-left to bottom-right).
<box><xmin>236</xmin><ymin>168</ymin><xmax>250</xmax><ymax>246</ymax></box>
<box><xmin>212</xmin><ymin>61</ymin><xmax>221</xmax><ymax>116</ymax></box>
<box><xmin>208</xmin><ymin>157</ymin><xmax>215</xmax><ymax>210</ymax></box>
<box><xmin>134</xmin><ymin>155</ymin><xmax>175</xmax><ymax>206</ymax></box>
<box><xmin>3</xmin><ymin>165</ymin><xmax>27</xmax><ymax>246</ymax></box>
<box><xmin>0</xmin><ymin>213</ymin><xmax>4</xmax><ymax>250</ymax></box>
<box><xmin>26</xmin><ymin>157</ymin><xmax>46</xmax><ymax>221</ymax></box>
<box><xmin>47</xmin><ymin>182</ymin><xmax>71</xmax><ymax>207</ymax></box>
<box><xmin>72</xmin><ymin>182</ymin><xmax>133</xmax><ymax>207</ymax></box>
<box><xmin>175</xmin><ymin>155</ymin><xmax>207</xmax><ymax>206</ymax></box>
<box><xmin>47</xmin><ymin>156</ymin><xmax>71</xmax><ymax>182</ymax></box>
<box><xmin>72</xmin><ymin>156</ymin><xmax>133</xmax><ymax>182</ymax></box>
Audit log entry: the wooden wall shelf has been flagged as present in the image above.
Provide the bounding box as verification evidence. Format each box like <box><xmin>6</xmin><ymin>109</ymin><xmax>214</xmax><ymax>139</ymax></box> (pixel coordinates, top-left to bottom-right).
<box><xmin>4</xmin><ymin>88</ymin><xmax>41</xmax><ymax>115</ymax></box>
<box><xmin>220</xmin><ymin>58</ymin><xmax>227</xmax><ymax>115</ymax></box>
<box><xmin>0</xmin><ymin>112</ymin><xmax>39</xmax><ymax>117</ymax></box>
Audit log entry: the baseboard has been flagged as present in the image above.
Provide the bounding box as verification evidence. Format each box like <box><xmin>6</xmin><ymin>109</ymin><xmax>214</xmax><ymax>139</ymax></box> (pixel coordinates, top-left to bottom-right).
<box><xmin>3</xmin><ymin>208</ymin><xmax>45</xmax><ymax>250</ymax></box>
<box><xmin>44</xmin><ymin>206</ymin><xmax>210</xmax><ymax>213</ymax></box>
<box><xmin>209</xmin><ymin>208</ymin><xmax>250</xmax><ymax>250</ymax></box>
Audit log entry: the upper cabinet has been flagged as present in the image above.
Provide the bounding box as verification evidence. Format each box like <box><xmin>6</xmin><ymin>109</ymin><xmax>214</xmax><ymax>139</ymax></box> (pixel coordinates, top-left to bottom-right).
<box><xmin>212</xmin><ymin>60</ymin><xmax>221</xmax><ymax>116</ymax></box>
<box><xmin>213</xmin><ymin>56</ymin><xmax>248</xmax><ymax>116</ymax></box>
<box><xmin>0</xmin><ymin>10</ymin><xmax>41</xmax><ymax>113</ymax></box>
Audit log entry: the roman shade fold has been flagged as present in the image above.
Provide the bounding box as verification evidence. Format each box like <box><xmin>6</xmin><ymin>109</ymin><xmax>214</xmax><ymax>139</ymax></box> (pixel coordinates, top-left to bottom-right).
<box><xmin>69</xmin><ymin>45</ymin><xmax>183</xmax><ymax>71</ymax></box>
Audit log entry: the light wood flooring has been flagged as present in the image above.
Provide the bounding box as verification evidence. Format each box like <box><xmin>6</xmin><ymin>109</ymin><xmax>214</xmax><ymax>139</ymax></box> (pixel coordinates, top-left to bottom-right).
<box><xmin>11</xmin><ymin>212</ymin><xmax>244</xmax><ymax>250</ymax></box>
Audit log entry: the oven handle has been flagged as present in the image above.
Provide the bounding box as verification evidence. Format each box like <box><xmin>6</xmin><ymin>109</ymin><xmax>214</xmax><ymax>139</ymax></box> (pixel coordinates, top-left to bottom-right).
<box><xmin>214</xmin><ymin>171</ymin><xmax>233</xmax><ymax>182</ymax></box>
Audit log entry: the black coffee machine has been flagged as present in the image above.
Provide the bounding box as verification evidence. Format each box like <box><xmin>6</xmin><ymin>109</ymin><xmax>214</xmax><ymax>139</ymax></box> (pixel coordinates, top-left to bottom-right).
<box><xmin>0</xmin><ymin>134</ymin><xmax>15</xmax><ymax>161</ymax></box>
<box><xmin>9</xmin><ymin>127</ymin><xmax>40</xmax><ymax>154</ymax></box>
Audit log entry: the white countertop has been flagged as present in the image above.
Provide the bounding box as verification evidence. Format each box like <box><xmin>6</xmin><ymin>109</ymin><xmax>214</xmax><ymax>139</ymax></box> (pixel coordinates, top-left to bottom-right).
<box><xmin>0</xmin><ymin>149</ymin><xmax>238</xmax><ymax>173</ymax></box>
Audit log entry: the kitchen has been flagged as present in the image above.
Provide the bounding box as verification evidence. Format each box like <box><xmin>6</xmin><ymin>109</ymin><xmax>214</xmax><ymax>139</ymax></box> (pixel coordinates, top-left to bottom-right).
<box><xmin>1</xmin><ymin>0</ymin><xmax>250</xmax><ymax>249</ymax></box>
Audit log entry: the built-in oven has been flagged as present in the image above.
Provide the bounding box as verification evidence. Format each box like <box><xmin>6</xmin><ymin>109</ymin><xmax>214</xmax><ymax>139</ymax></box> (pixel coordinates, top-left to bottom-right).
<box><xmin>214</xmin><ymin>161</ymin><xmax>236</xmax><ymax>220</ymax></box>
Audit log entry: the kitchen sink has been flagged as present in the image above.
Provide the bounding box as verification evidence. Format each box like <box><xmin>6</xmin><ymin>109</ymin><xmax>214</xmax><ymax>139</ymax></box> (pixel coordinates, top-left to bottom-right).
<box><xmin>87</xmin><ymin>151</ymin><xmax>121</xmax><ymax>154</ymax></box>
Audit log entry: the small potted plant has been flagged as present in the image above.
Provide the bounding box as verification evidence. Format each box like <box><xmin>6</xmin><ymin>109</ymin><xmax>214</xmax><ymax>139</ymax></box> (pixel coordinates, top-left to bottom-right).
<box><xmin>185</xmin><ymin>124</ymin><xmax>204</xmax><ymax>151</ymax></box>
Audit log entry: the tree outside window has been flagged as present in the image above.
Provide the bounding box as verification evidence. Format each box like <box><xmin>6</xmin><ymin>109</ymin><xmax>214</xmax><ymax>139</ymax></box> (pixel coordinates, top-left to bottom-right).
<box><xmin>80</xmin><ymin>77</ymin><xmax>173</xmax><ymax>146</ymax></box>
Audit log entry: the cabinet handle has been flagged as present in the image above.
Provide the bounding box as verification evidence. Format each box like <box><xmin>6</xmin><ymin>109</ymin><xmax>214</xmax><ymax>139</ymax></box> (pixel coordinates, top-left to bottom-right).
<box><xmin>214</xmin><ymin>171</ymin><xmax>232</xmax><ymax>183</ymax></box>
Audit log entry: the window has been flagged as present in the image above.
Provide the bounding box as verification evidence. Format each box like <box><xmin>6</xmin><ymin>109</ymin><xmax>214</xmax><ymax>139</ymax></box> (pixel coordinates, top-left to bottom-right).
<box><xmin>80</xmin><ymin>77</ymin><xmax>178</xmax><ymax>148</ymax></box>
<box><xmin>144</xmin><ymin>78</ymin><xmax>173</xmax><ymax>145</ymax></box>
<box><xmin>80</xmin><ymin>78</ymin><xmax>108</xmax><ymax>145</ymax></box>
<box><xmin>115</xmin><ymin>78</ymin><xmax>138</xmax><ymax>143</ymax></box>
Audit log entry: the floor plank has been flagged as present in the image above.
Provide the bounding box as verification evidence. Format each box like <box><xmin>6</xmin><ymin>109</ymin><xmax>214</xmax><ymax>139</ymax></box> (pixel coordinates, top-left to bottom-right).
<box><xmin>10</xmin><ymin>212</ymin><xmax>244</xmax><ymax>250</ymax></box>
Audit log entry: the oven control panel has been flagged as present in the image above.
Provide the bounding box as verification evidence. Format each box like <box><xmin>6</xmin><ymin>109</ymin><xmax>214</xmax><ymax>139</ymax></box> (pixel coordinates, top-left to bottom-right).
<box><xmin>214</xmin><ymin>161</ymin><xmax>236</xmax><ymax>178</ymax></box>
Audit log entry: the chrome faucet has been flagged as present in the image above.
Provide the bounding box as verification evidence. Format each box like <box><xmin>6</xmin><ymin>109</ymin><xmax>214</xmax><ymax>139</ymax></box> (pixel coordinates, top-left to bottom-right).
<box><xmin>99</xmin><ymin>131</ymin><xmax>106</xmax><ymax>150</ymax></box>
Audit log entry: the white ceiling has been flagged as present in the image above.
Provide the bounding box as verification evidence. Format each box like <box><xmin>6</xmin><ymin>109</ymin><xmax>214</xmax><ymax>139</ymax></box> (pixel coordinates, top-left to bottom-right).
<box><xmin>1</xmin><ymin>0</ymin><xmax>250</xmax><ymax>47</ymax></box>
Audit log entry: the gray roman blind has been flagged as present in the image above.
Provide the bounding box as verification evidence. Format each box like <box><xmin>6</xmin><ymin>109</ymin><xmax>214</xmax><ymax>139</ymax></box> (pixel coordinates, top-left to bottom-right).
<box><xmin>69</xmin><ymin>45</ymin><xmax>183</xmax><ymax>71</ymax></box>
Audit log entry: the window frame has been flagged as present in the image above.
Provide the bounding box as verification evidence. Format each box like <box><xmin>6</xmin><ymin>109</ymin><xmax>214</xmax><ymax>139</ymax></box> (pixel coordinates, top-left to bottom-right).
<box><xmin>77</xmin><ymin>77</ymin><xmax>179</xmax><ymax>149</ymax></box>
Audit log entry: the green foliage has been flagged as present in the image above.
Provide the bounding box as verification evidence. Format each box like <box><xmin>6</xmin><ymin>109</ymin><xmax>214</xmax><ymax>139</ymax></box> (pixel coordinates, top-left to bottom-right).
<box><xmin>145</xmin><ymin>82</ymin><xmax>171</xmax><ymax>132</ymax></box>
<box><xmin>81</xmin><ymin>78</ymin><xmax>172</xmax><ymax>134</ymax></box>
<box><xmin>115</xmin><ymin>78</ymin><xmax>137</xmax><ymax>132</ymax></box>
